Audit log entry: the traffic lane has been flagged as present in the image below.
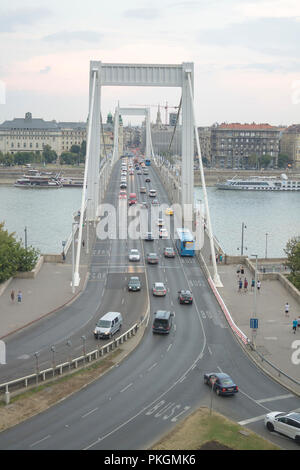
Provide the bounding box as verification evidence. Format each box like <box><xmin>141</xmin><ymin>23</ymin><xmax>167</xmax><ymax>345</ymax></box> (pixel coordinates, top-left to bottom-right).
<box><xmin>92</xmin><ymin>273</ymin><xmax>148</xmax><ymax>341</ymax></box>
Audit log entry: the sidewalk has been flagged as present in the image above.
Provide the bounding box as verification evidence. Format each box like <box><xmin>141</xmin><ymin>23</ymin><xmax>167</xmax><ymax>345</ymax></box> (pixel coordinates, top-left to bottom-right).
<box><xmin>201</xmin><ymin>232</ymin><xmax>300</xmax><ymax>390</ymax></box>
<box><xmin>0</xmin><ymin>221</ymin><xmax>95</xmax><ymax>339</ymax></box>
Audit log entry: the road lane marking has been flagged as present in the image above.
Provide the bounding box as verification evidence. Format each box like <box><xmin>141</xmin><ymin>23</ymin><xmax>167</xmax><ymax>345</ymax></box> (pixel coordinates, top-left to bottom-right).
<box><xmin>120</xmin><ymin>383</ymin><xmax>133</xmax><ymax>393</ymax></box>
<box><xmin>238</xmin><ymin>415</ymin><xmax>266</xmax><ymax>426</ymax></box>
<box><xmin>256</xmin><ymin>394</ymin><xmax>294</xmax><ymax>404</ymax></box>
<box><xmin>148</xmin><ymin>362</ymin><xmax>158</xmax><ymax>372</ymax></box>
<box><xmin>82</xmin><ymin>408</ymin><xmax>98</xmax><ymax>418</ymax></box>
<box><xmin>29</xmin><ymin>435</ymin><xmax>51</xmax><ymax>448</ymax></box>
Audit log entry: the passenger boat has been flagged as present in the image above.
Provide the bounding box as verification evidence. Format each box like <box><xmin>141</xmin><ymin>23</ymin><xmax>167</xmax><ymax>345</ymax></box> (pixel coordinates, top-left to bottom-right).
<box><xmin>216</xmin><ymin>174</ymin><xmax>300</xmax><ymax>191</ymax></box>
<box><xmin>60</xmin><ymin>178</ymin><xmax>84</xmax><ymax>187</ymax></box>
<box><xmin>14</xmin><ymin>173</ymin><xmax>62</xmax><ymax>188</ymax></box>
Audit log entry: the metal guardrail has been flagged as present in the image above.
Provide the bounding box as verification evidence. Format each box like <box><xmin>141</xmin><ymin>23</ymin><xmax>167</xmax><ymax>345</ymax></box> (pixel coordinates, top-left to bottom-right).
<box><xmin>0</xmin><ymin>316</ymin><xmax>148</xmax><ymax>402</ymax></box>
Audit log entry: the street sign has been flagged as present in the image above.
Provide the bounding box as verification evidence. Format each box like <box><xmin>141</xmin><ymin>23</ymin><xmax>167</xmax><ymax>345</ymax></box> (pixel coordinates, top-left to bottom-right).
<box><xmin>250</xmin><ymin>318</ymin><xmax>259</xmax><ymax>329</ymax></box>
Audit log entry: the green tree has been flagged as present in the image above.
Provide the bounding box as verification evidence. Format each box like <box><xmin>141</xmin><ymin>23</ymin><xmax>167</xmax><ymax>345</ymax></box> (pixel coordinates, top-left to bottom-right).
<box><xmin>0</xmin><ymin>222</ymin><xmax>40</xmax><ymax>283</ymax></box>
<box><xmin>284</xmin><ymin>236</ymin><xmax>300</xmax><ymax>290</ymax></box>
<box><xmin>42</xmin><ymin>145</ymin><xmax>58</xmax><ymax>164</ymax></box>
<box><xmin>60</xmin><ymin>151</ymin><xmax>78</xmax><ymax>165</ymax></box>
<box><xmin>259</xmin><ymin>154</ymin><xmax>272</xmax><ymax>169</ymax></box>
<box><xmin>278</xmin><ymin>153</ymin><xmax>292</xmax><ymax>169</ymax></box>
<box><xmin>13</xmin><ymin>152</ymin><xmax>35</xmax><ymax>165</ymax></box>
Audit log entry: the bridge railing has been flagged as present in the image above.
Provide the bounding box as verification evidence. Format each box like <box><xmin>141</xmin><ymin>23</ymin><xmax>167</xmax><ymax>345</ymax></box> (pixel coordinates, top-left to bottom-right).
<box><xmin>0</xmin><ymin>313</ymin><xmax>149</xmax><ymax>403</ymax></box>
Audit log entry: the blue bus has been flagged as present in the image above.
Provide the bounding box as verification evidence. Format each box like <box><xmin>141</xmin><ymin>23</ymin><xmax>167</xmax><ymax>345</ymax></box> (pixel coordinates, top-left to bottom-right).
<box><xmin>176</xmin><ymin>228</ymin><xmax>195</xmax><ymax>257</ymax></box>
<box><xmin>145</xmin><ymin>159</ymin><xmax>151</xmax><ymax>166</ymax></box>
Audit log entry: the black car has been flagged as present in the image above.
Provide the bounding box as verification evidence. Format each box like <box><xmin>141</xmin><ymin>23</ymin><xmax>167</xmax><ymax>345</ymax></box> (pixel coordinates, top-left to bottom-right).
<box><xmin>144</xmin><ymin>232</ymin><xmax>154</xmax><ymax>241</ymax></box>
<box><xmin>145</xmin><ymin>178</ymin><xmax>151</xmax><ymax>182</ymax></box>
<box><xmin>178</xmin><ymin>290</ymin><xmax>193</xmax><ymax>304</ymax></box>
<box><xmin>128</xmin><ymin>276</ymin><xmax>141</xmax><ymax>291</ymax></box>
<box><xmin>204</xmin><ymin>373</ymin><xmax>238</xmax><ymax>396</ymax></box>
<box><xmin>147</xmin><ymin>253</ymin><xmax>159</xmax><ymax>264</ymax></box>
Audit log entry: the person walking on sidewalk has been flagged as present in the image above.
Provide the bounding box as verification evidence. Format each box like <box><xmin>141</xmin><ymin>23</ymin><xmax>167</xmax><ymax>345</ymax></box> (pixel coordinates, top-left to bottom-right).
<box><xmin>10</xmin><ymin>290</ymin><xmax>15</xmax><ymax>302</ymax></box>
<box><xmin>17</xmin><ymin>290</ymin><xmax>22</xmax><ymax>303</ymax></box>
<box><xmin>251</xmin><ymin>278</ymin><xmax>255</xmax><ymax>291</ymax></box>
<box><xmin>285</xmin><ymin>302</ymin><xmax>290</xmax><ymax>317</ymax></box>
<box><xmin>293</xmin><ymin>319</ymin><xmax>298</xmax><ymax>334</ymax></box>
<box><xmin>244</xmin><ymin>278</ymin><xmax>248</xmax><ymax>293</ymax></box>
<box><xmin>238</xmin><ymin>278</ymin><xmax>243</xmax><ymax>293</ymax></box>
<box><xmin>257</xmin><ymin>279</ymin><xmax>261</xmax><ymax>292</ymax></box>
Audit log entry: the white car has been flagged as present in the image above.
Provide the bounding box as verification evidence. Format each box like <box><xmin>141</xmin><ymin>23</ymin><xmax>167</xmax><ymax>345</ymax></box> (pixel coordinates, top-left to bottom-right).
<box><xmin>159</xmin><ymin>228</ymin><xmax>168</xmax><ymax>239</ymax></box>
<box><xmin>129</xmin><ymin>249</ymin><xmax>140</xmax><ymax>262</ymax></box>
<box><xmin>157</xmin><ymin>218</ymin><xmax>164</xmax><ymax>227</ymax></box>
<box><xmin>264</xmin><ymin>411</ymin><xmax>300</xmax><ymax>444</ymax></box>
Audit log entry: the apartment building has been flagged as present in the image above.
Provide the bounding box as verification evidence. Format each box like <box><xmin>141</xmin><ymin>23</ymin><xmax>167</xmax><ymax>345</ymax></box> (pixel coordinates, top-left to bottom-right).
<box><xmin>280</xmin><ymin>124</ymin><xmax>300</xmax><ymax>169</ymax></box>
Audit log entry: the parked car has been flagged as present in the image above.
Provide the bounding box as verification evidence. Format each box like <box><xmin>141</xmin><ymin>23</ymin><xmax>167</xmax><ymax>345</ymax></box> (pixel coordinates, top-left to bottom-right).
<box><xmin>147</xmin><ymin>253</ymin><xmax>159</xmax><ymax>264</ymax></box>
<box><xmin>152</xmin><ymin>282</ymin><xmax>167</xmax><ymax>296</ymax></box>
<box><xmin>264</xmin><ymin>412</ymin><xmax>300</xmax><ymax>444</ymax></box>
<box><xmin>164</xmin><ymin>247</ymin><xmax>175</xmax><ymax>258</ymax></box>
<box><xmin>178</xmin><ymin>290</ymin><xmax>193</xmax><ymax>304</ymax></box>
<box><xmin>204</xmin><ymin>373</ymin><xmax>238</xmax><ymax>396</ymax></box>
<box><xmin>129</xmin><ymin>249</ymin><xmax>140</xmax><ymax>261</ymax></box>
<box><xmin>128</xmin><ymin>276</ymin><xmax>141</xmax><ymax>292</ymax></box>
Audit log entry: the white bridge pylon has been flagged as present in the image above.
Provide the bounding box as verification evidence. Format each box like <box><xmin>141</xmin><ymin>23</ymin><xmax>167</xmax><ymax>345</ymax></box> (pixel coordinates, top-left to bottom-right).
<box><xmin>73</xmin><ymin>61</ymin><xmax>221</xmax><ymax>289</ymax></box>
<box><xmin>112</xmin><ymin>106</ymin><xmax>153</xmax><ymax>164</ymax></box>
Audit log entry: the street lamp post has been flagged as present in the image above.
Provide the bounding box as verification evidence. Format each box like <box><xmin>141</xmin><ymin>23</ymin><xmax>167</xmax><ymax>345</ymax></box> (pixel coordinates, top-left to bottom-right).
<box><xmin>71</xmin><ymin>222</ymin><xmax>78</xmax><ymax>294</ymax></box>
<box><xmin>265</xmin><ymin>233</ymin><xmax>269</xmax><ymax>259</ymax></box>
<box><xmin>251</xmin><ymin>254</ymin><xmax>258</xmax><ymax>348</ymax></box>
<box><xmin>241</xmin><ymin>222</ymin><xmax>246</xmax><ymax>256</ymax></box>
<box><xmin>24</xmin><ymin>226</ymin><xmax>28</xmax><ymax>250</ymax></box>
<box><xmin>34</xmin><ymin>352</ymin><xmax>39</xmax><ymax>384</ymax></box>
<box><xmin>66</xmin><ymin>340</ymin><xmax>72</xmax><ymax>370</ymax></box>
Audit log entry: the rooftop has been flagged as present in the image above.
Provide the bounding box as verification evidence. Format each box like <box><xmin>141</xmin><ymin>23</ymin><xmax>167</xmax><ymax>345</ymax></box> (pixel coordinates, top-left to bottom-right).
<box><xmin>217</xmin><ymin>122</ymin><xmax>278</xmax><ymax>130</ymax></box>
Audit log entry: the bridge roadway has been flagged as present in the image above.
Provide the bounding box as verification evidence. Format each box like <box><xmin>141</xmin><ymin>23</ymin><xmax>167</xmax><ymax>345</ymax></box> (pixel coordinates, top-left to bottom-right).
<box><xmin>0</xmin><ymin>161</ymin><xmax>299</xmax><ymax>450</ymax></box>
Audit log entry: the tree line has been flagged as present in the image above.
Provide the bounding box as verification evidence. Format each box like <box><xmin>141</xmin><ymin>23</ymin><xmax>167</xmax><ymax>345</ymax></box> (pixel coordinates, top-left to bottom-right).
<box><xmin>0</xmin><ymin>222</ymin><xmax>40</xmax><ymax>283</ymax></box>
<box><xmin>0</xmin><ymin>142</ymin><xmax>86</xmax><ymax>167</ymax></box>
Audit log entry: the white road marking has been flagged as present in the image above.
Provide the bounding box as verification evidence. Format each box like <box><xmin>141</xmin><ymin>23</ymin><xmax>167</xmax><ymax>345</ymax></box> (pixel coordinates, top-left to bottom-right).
<box><xmin>238</xmin><ymin>415</ymin><xmax>266</xmax><ymax>426</ymax></box>
<box><xmin>29</xmin><ymin>435</ymin><xmax>51</xmax><ymax>448</ymax></box>
<box><xmin>120</xmin><ymin>383</ymin><xmax>133</xmax><ymax>393</ymax></box>
<box><xmin>167</xmin><ymin>343</ymin><xmax>172</xmax><ymax>352</ymax></box>
<box><xmin>148</xmin><ymin>362</ymin><xmax>158</xmax><ymax>372</ymax></box>
<box><xmin>264</xmin><ymin>337</ymin><xmax>278</xmax><ymax>340</ymax></box>
<box><xmin>81</xmin><ymin>408</ymin><xmax>98</xmax><ymax>418</ymax></box>
<box><xmin>256</xmin><ymin>394</ymin><xmax>294</xmax><ymax>404</ymax></box>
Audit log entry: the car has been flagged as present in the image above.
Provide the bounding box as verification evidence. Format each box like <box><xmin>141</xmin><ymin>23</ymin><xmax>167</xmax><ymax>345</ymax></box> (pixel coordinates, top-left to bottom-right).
<box><xmin>178</xmin><ymin>289</ymin><xmax>193</xmax><ymax>304</ymax></box>
<box><xmin>165</xmin><ymin>208</ymin><xmax>174</xmax><ymax>216</ymax></box>
<box><xmin>140</xmin><ymin>187</ymin><xmax>146</xmax><ymax>193</ymax></box>
<box><xmin>144</xmin><ymin>232</ymin><xmax>154</xmax><ymax>241</ymax></box>
<box><xmin>152</xmin><ymin>310</ymin><xmax>173</xmax><ymax>334</ymax></box>
<box><xmin>141</xmin><ymin>202</ymin><xmax>148</xmax><ymax>209</ymax></box>
<box><xmin>129</xmin><ymin>249</ymin><xmax>140</xmax><ymax>261</ymax></box>
<box><xmin>152</xmin><ymin>199</ymin><xmax>159</xmax><ymax>206</ymax></box>
<box><xmin>137</xmin><ymin>170</ymin><xmax>142</xmax><ymax>175</ymax></box>
<box><xmin>129</xmin><ymin>199</ymin><xmax>137</xmax><ymax>206</ymax></box>
<box><xmin>264</xmin><ymin>412</ymin><xmax>300</xmax><ymax>444</ymax></box>
<box><xmin>157</xmin><ymin>218</ymin><xmax>164</xmax><ymax>227</ymax></box>
<box><xmin>119</xmin><ymin>191</ymin><xmax>127</xmax><ymax>199</ymax></box>
<box><xmin>159</xmin><ymin>228</ymin><xmax>168</xmax><ymax>239</ymax></box>
<box><xmin>149</xmin><ymin>189</ymin><xmax>157</xmax><ymax>197</ymax></box>
<box><xmin>128</xmin><ymin>276</ymin><xmax>141</xmax><ymax>291</ymax></box>
<box><xmin>204</xmin><ymin>373</ymin><xmax>238</xmax><ymax>396</ymax></box>
<box><xmin>164</xmin><ymin>247</ymin><xmax>175</xmax><ymax>258</ymax></box>
<box><xmin>120</xmin><ymin>183</ymin><xmax>127</xmax><ymax>189</ymax></box>
<box><xmin>143</xmin><ymin>170</ymin><xmax>149</xmax><ymax>175</ymax></box>
<box><xmin>145</xmin><ymin>177</ymin><xmax>151</xmax><ymax>182</ymax></box>
<box><xmin>147</xmin><ymin>253</ymin><xmax>159</xmax><ymax>264</ymax></box>
<box><xmin>152</xmin><ymin>282</ymin><xmax>167</xmax><ymax>296</ymax></box>
<box><xmin>129</xmin><ymin>170</ymin><xmax>134</xmax><ymax>175</ymax></box>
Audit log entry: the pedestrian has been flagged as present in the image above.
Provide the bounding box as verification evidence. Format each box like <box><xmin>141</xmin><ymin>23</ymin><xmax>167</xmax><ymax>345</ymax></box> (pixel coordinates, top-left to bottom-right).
<box><xmin>216</xmin><ymin>254</ymin><xmax>219</xmax><ymax>264</ymax></box>
<box><xmin>61</xmin><ymin>251</ymin><xmax>66</xmax><ymax>262</ymax></box>
<box><xmin>285</xmin><ymin>302</ymin><xmax>290</xmax><ymax>317</ymax></box>
<box><xmin>10</xmin><ymin>290</ymin><xmax>15</xmax><ymax>302</ymax></box>
<box><xmin>236</xmin><ymin>267</ymin><xmax>241</xmax><ymax>278</ymax></box>
<box><xmin>240</xmin><ymin>265</ymin><xmax>245</xmax><ymax>275</ymax></box>
<box><xmin>244</xmin><ymin>278</ymin><xmax>248</xmax><ymax>293</ymax></box>
<box><xmin>292</xmin><ymin>319</ymin><xmax>298</xmax><ymax>334</ymax></box>
<box><xmin>219</xmin><ymin>254</ymin><xmax>223</xmax><ymax>263</ymax></box>
<box><xmin>17</xmin><ymin>290</ymin><xmax>22</xmax><ymax>303</ymax></box>
<box><xmin>238</xmin><ymin>278</ymin><xmax>243</xmax><ymax>293</ymax></box>
<box><xmin>251</xmin><ymin>278</ymin><xmax>255</xmax><ymax>291</ymax></box>
<box><xmin>82</xmin><ymin>240</ymin><xmax>85</xmax><ymax>248</ymax></box>
<box><xmin>257</xmin><ymin>279</ymin><xmax>261</xmax><ymax>292</ymax></box>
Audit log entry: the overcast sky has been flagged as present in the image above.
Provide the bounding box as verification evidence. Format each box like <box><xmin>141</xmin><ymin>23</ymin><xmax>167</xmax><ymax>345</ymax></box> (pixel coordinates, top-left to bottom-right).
<box><xmin>1</xmin><ymin>0</ymin><xmax>300</xmax><ymax>126</ymax></box>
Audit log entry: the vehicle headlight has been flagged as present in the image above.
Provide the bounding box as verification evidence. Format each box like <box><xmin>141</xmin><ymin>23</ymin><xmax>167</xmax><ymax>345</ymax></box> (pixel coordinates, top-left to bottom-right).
<box><xmin>94</xmin><ymin>329</ymin><xmax>97</xmax><ymax>334</ymax></box>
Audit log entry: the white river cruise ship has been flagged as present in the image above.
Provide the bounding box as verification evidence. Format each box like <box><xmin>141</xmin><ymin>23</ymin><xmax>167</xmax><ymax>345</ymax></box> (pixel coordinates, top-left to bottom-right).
<box><xmin>217</xmin><ymin>174</ymin><xmax>300</xmax><ymax>191</ymax></box>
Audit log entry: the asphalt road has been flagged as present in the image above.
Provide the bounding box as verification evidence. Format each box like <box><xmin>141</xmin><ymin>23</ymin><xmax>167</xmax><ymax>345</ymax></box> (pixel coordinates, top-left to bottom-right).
<box><xmin>0</xmin><ymin>159</ymin><xmax>299</xmax><ymax>450</ymax></box>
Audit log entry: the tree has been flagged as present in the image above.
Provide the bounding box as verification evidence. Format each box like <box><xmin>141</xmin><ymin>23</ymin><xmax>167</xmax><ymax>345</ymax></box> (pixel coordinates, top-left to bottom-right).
<box><xmin>0</xmin><ymin>222</ymin><xmax>39</xmax><ymax>283</ymax></box>
<box><xmin>259</xmin><ymin>154</ymin><xmax>272</xmax><ymax>169</ymax></box>
<box><xmin>60</xmin><ymin>151</ymin><xmax>78</xmax><ymax>165</ymax></box>
<box><xmin>278</xmin><ymin>153</ymin><xmax>292</xmax><ymax>169</ymax></box>
<box><xmin>13</xmin><ymin>152</ymin><xmax>35</xmax><ymax>165</ymax></box>
<box><xmin>284</xmin><ymin>236</ymin><xmax>300</xmax><ymax>290</ymax></box>
<box><xmin>42</xmin><ymin>145</ymin><xmax>58</xmax><ymax>164</ymax></box>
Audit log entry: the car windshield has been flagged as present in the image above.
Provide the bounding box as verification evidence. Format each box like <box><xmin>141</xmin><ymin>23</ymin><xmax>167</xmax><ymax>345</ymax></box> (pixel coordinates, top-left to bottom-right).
<box><xmin>154</xmin><ymin>319</ymin><xmax>168</xmax><ymax>327</ymax></box>
<box><xmin>97</xmin><ymin>320</ymin><xmax>111</xmax><ymax>328</ymax></box>
<box><xmin>155</xmin><ymin>285</ymin><xmax>164</xmax><ymax>290</ymax></box>
<box><xmin>131</xmin><ymin>250</ymin><xmax>138</xmax><ymax>254</ymax></box>
<box><xmin>220</xmin><ymin>378</ymin><xmax>234</xmax><ymax>386</ymax></box>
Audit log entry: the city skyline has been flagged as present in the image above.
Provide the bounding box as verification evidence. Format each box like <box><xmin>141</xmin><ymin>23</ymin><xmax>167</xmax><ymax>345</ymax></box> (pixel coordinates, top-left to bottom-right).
<box><xmin>1</xmin><ymin>0</ymin><xmax>300</xmax><ymax>126</ymax></box>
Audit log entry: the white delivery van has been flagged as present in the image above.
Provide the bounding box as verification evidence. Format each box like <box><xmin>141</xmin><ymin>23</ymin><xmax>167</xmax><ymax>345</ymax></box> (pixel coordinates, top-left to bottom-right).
<box><xmin>94</xmin><ymin>312</ymin><xmax>123</xmax><ymax>339</ymax></box>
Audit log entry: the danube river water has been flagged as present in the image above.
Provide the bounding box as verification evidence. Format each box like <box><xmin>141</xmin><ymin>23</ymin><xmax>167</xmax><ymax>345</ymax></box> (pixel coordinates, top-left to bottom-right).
<box><xmin>0</xmin><ymin>185</ymin><xmax>299</xmax><ymax>257</ymax></box>
<box><xmin>194</xmin><ymin>187</ymin><xmax>300</xmax><ymax>258</ymax></box>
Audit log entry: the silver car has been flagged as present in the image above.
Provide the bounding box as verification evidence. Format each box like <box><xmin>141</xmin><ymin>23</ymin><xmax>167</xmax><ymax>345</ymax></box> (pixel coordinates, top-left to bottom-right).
<box><xmin>152</xmin><ymin>282</ymin><xmax>167</xmax><ymax>296</ymax></box>
<box><xmin>129</xmin><ymin>249</ymin><xmax>140</xmax><ymax>262</ymax></box>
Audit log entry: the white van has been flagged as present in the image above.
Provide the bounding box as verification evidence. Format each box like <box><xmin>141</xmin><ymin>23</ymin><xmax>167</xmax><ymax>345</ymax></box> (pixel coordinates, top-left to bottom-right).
<box><xmin>94</xmin><ymin>312</ymin><xmax>123</xmax><ymax>339</ymax></box>
<box><xmin>149</xmin><ymin>189</ymin><xmax>157</xmax><ymax>197</ymax></box>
